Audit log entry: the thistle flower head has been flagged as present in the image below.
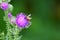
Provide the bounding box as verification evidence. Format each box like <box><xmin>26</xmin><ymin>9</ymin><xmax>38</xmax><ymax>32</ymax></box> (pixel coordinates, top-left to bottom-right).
<box><xmin>0</xmin><ymin>2</ymin><xmax>9</xmax><ymax>10</ymax></box>
<box><xmin>8</xmin><ymin>12</ymin><xmax>12</xmax><ymax>18</ymax></box>
<box><xmin>16</xmin><ymin>13</ymin><xmax>31</xmax><ymax>28</ymax></box>
<box><xmin>8</xmin><ymin>12</ymin><xmax>16</xmax><ymax>24</ymax></box>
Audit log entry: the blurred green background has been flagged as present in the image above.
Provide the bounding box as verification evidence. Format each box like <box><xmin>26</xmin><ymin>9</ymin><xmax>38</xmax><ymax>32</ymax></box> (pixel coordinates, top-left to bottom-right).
<box><xmin>0</xmin><ymin>0</ymin><xmax>60</xmax><ymax>40</ymax></box>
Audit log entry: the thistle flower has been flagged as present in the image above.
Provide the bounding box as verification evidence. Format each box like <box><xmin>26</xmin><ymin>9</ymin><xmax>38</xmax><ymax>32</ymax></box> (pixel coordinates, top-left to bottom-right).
<box><xmin>8</xmin><ymin>12</ymin><xmax>12</xmax><ymax>18</ymax></box>
<box><xmin>8</xmin><ymin>13</ymin><xmax>16</xmax><ymax>24</ymax></box>
<box><xmin>0</xmin><ymin>2</ymin><xmax>9</xmax><ymax>10</ymax></box>
<box><xmin>16</xmin><ymin>13</ymin><xmax>31</xmax><ymax>28</ymax></box>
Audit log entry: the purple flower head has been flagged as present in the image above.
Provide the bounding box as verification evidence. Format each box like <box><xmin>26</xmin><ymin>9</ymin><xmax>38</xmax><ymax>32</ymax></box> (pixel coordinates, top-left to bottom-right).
<box><xmin>0</xmin><ymin>2</ymin><xmax>9</xmax><ymax>10</ymax></box>
<box><xmin>8</xmin><ymin>12</ymin><xmax>12</xmax><ymax>18</ymax></box>
<box><xmin>16</xmin><ymin>13</ymin><xmax>30</xmax><ymax>28</ymax></box>
<box><xmin>8</xmin><ymin>12</ymin><xmax>16</xmax><ymax>24</ymax></box>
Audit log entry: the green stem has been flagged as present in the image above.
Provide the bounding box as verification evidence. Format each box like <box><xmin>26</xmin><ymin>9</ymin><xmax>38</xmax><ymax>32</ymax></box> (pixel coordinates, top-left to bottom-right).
<box><xmin>14</xmin><ymin>26</ymin><xmax>23</xmax><ymax>40</ymax></box>
<box><xmin>14</xmin><ymin>26</ymin><xmax>19</xmax><ymax>40</ymax></box>
<box><xmin>6</xmin><ymin>22</ymin><xmax>12</xmax><ymax>40</ymax></box>
<box><xmin>4</xmin><ymin>10</ymin><xmax>12</xmax><ymax>40</ymax></box>
<box><xmin>4</xmin><ymin>10</ymin><xmax>23</xmax><ymax>40</ymax></box>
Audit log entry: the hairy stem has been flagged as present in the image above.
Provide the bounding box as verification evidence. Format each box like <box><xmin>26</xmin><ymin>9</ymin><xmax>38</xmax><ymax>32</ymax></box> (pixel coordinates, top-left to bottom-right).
<box><xmin>4</xmin><ymin>10</ymin><xmax>12</xmax><ymax>40</ymax></box>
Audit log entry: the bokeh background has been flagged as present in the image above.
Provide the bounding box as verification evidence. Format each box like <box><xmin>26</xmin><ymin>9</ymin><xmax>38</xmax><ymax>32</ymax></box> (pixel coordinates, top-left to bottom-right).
<box><xmin>0</xmin><ymin>0</ymin><xmax>60</xmax><ymax>40</ymax></box>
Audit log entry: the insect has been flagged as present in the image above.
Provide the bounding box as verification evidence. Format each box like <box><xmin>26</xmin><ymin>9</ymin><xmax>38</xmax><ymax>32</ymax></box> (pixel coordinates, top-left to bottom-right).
<box><xmin>26</xmin><ymin>14</ymin><xmax>32</xmax><ymax>21</ymax></box>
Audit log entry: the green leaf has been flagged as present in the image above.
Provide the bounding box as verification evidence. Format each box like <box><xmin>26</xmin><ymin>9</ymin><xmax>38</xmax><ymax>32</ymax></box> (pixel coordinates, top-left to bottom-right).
<box><xmin>17</xmin><ymin>35</ymin><xmax>23</xmax><ymax>40</ymax></box>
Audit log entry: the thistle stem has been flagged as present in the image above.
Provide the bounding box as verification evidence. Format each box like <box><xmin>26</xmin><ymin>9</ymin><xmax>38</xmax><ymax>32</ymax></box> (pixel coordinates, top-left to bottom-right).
<box><xmin>14</xmin><ymin>26</ymin><xmax>19</xmax><ymax>40</ymax></box>
<box><xmin>4</xmin><ymin>10</ymin><xmax>12</xmax><ymax>40</ymax></box>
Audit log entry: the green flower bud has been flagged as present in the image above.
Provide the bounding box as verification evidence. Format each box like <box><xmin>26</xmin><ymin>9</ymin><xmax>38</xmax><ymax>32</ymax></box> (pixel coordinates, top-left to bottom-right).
<box><xmin>7</xmin><ymin>0</ymin><xmax>11</xmax><ymax>2</ymax></box>
<box><xmin>8</xmin><ymin>4</ymin><xmax>13</xmax><ymax>12</ymax></box>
